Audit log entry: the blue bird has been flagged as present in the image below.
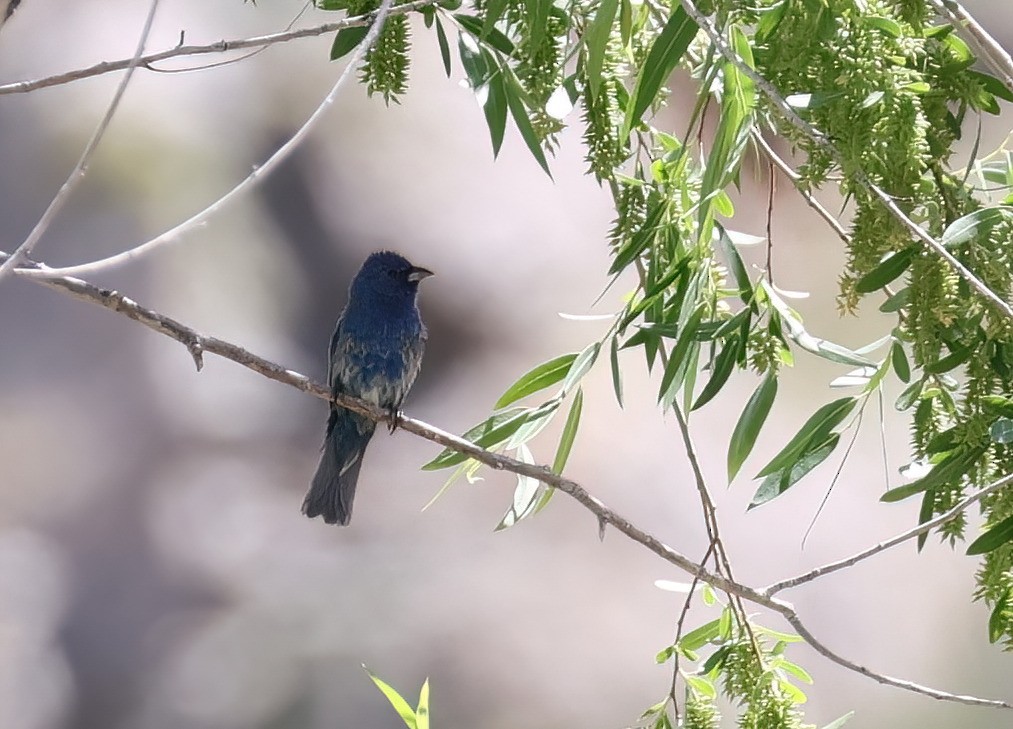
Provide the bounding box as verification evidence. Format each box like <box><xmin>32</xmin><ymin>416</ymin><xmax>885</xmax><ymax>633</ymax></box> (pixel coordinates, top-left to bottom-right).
<box><xmin>303</xmin><ymin>251</ymin><xmax>433</xmax><ymax>525</ymax></box>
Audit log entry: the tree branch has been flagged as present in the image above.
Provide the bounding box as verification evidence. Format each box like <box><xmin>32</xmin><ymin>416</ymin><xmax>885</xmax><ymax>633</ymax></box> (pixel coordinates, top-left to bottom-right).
<box><xmin>0</xmin><ymin>0</ymin><xmax>161</xmax><ymax>283</ymax></box>
<box><xmin>0</xmin><ymin>1</ymin><xmax>438</xmax><ymax>96</ymax></box>
<box><xmin>764</xmin><ymin>471</ymin><xmax>1013</xmax><ymax>596</ymax></box>
<box><xmin>14</xmin><ymin>0</ymin><xmax>399</xmax><ymax>280</ymax></box>
<box><xmin>680</xmin><ymin>0</ymin><xmax>1013</xmax><ymax>324</ymax></box>
<box><xmin>4</xmin><ymin>250</ymin><xmax>1009</xmax><ymax>711</ymax></box>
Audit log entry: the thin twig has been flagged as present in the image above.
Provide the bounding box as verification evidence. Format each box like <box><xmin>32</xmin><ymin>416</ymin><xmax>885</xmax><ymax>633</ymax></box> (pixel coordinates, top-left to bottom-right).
<box><xmin>16</xmin><ymin>0</ymin><xmax>397</xmax><ymax>280</ymax></box>
<box><xmin>765</xmin><ymin>158</ymin><xmax>775</xmax><ymax>282</ymax></box>
<box><xmin>680</xmin><ymin>0</ymin><xmax>1013</xmax><ymax>323</ymax></box>
<box><xmin>4</xmin><ymin>250</ymin><xmax>1009</xmax><ymax>711</ymax></box>
<box><xmin>765</xmin><ymin>471</ymin><xmax>1013</xmax><ymax>596</ymax></box>
<box><xmin>0</xmin><ymin>0</ymin><xmax>161</xmax><ymax>283</ymax></box>
<box><xmin>0</xmin><ymin>1</ymin><xmax>438</xmax><ymax>96</ymax></box>
<box><xmin>669</xmin><ymin>538</ymin><xmax>718</xmax><ymax>717</ymax></box>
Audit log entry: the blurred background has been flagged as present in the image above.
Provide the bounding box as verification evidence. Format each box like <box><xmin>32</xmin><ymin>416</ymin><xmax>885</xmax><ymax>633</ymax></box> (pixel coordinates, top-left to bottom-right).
<box><xmin>0</xmin><ymin>1</ymin><xmax>1010</xmax><ymax>727</ymax></box>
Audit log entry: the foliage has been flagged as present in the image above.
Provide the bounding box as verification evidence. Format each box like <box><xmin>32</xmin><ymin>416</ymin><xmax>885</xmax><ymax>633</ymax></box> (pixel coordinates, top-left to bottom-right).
<box><xmin>313</xmin><ymin>0</ymin><xmax>1013</xmax><ymax>722</ymax></box>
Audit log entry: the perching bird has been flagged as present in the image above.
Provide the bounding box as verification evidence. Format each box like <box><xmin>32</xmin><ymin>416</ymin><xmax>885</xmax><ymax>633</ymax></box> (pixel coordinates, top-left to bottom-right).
<box><xmin>303</xmin><ymin>251</ymin><xmax>433</xmax><ymax>525</ymax></box>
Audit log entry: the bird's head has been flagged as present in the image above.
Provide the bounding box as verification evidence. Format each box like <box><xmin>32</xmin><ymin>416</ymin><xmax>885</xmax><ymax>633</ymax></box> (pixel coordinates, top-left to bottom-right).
<box><xmin>350</xmin><ymin>251</ymin><xmax>434</xmax><ymax>304</ymax></box>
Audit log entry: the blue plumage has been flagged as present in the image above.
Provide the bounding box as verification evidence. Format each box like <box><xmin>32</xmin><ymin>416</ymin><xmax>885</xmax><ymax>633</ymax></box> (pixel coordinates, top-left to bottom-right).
<box><xmin>303</xmin><ymin>251</ymin><xmax>433</xmax><ymax>525</ymax></box>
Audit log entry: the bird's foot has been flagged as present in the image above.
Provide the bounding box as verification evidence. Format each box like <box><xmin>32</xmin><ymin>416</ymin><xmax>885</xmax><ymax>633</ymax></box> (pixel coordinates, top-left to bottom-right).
<box><xmin>387</xmin><ymin>407</ymin><xmax>400</xmax><ymax>433</ymax></box>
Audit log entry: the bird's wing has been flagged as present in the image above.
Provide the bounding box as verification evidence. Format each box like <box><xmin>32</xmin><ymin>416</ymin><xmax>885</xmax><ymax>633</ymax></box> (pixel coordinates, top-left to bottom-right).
<box><xmin>327</xmin><ymin>314</ymin><xmax>346</xmax><ymax>395</ymax></box>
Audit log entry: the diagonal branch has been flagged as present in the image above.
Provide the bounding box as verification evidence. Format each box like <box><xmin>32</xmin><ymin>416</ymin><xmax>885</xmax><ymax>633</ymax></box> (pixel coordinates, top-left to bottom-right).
<box><xmin>14</xmin><ymin>0</ymin><xmax>398</xmax><ymax>280</ymax></box>
<box><xmin>679</xmin><ymin>0</ymin><xmax>1013</xmax><ymax>324</ymax></box>
<box><xmin>764</xmin><ymin>471</ymin><xmax>1013</xmax><ymax>596</ymax></box>
<box><xmin>0</xmin><ymin>0</ymin><xmax>161</xmax><ymax>283</ymax></box>
<box><xmin>4</xmin><ymin>249</ymin><xmax>1009</xmax><ymax>710</ymax></box>
<box><xmin>0</xmin><ymin>1</ymin><xmax>438</xmax><ymax>96</ymax></box>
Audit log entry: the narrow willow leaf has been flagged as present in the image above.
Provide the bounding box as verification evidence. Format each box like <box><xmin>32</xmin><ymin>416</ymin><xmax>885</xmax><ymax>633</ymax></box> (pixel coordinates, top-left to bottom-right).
<box><xmin>941</xmin><ymin>206</ymin><xmax>1012</xmax><ymax>247</ymax></box>
<box><xmin>502</xmin><ymin>66</ymin><xmax>552</xmax><ymax>176</ymax></box>
<box><xmin>820</xmin><ymin>712</ymin><xmax>856</xmax><ymax>729</ymax></box>
<box><xmin>966</xmin><ymin>514</ymin><xmax>1013</xmax><ymax>555</ymax></box>
<box><xmin>481</xmin><ymin>68</ymin><xmax>509</xmax><ymax>157</ymax></box>
<box><xmin>879</xmin><ymin>287</ymin><xmax>910</xmax><ymax>313</ymax></box>
<box><xmin>552</xmin><ymin>388</ymin><xmax>583</xmax><ymax>474</ymax></box>
<box><xmin>364</xmin><ymin>667</ymin><xmax>417</xmax><ymax>729</ymax></box>
<box><xmin>762</xmin><ymin>282</ymin><xmax>873</xmax><ymax>366</ymax></box>
<box><xmin>727</xmin><ymin>374</ymin><xmax>777</xmax><ymax>481</ymax></box>
<box><xmin>749</xmin><ymin>434</ymin><xmax>840</xmax><ymax>508</ymax></box>
<box><xmin>504</xmin><ymin>400</ymin><xmax>561</xmax><ymax>448</ymax></box>
<box><xmin>495</xmin><ymin>353</ymin><xmax>577</xmax><ymax>409</ymax></box>
<box><xmin>715</xmin><ymin>226</ymin><xmax>753</xmax><ymax>305</ymax></box>
<box><xmin>895</xmin><ymin>378</ymin><xmax>923</xmax><ymax>410</ymax></box>
<box><xmin>989</xmin><ymin>588</ymin><xmax>1011</xmax><ymax>644</ymax></box>
<box><xmin>610</xmin><ymin>202</ymin><xmax>667</xmax><ymax>275</ymax></box>
<box><xmin>525</xmin><ymin>0</ymin><xmax>551</xmax><ymax>50</ymax></box>
<box><xmin>657</xmin><ymin>306</ymin><xmax>704</xmax><ymax>403</ymax></box>
<box><xmin>481</xmin><ymin>0</ymin><xmax>509</xmax><ymax>38</ymax></box>
<box><xmin>415</xmin><ymin>680</ymin><xmax>430</xmax><ymax>729</ymax></box>
<box><xmin>924</xmin><ymin>343</ymin><xmax>974</xmax><ymax>374</ymax></box>
<box><xmin>756</xmin><ymin>397</ymin><xmax>856</xmax><ymax>478</ymax></box>
<box><xmin>585</xmin><ymin>0</ymin><xmax>619</xmax><ymax>99</ymax></box>
<box><xmin>916</xmin><ymin>486</ymin><xmax>935</xmax><ymax>551</ymax></box>
<box><xmin>454</xmin><ymin>14</ymin><xmax>516</xmax><ymax>54</ymax></box>
<box><xmin>610</xmin><ymin>336</ymin><xmax>624</xmax><ymax>407</ymax></box>
<box><xmin>422</xmin><ymin>407</ymin><xmax>531</xmax><ymax>470</ymax></box>
<box><xmin>677</xmin><ymin>618</ymin><xmax>721</xmax><ymax>651</ymax></box>
<box><xmin>891</xmin><ymin>340</ymin><xmax>910</xmax><ymax>383</ymax></box>
<box><xmin>562</xmin><ymin>342</ymin><xmax>601</xmax><ymax>395</ymax></box>
<box><xmin>496</xmin><ymin>443</ymin><xmax>542</xmax><ymax>529</ymax></box>
<box><xmin>330</xmin><ymin>26</ymin><xmax>368</xmax><ymax>60</ymax></box>
<box><xmin>880</xmin><ymin>446</ymin><xmax>987</xmax><ymax>502</ymax></box>
<box><xmin>434</xmin><ymin>16</ymin><xmax>452</xmax><ymax>77</ymax></box>
<box><xmin>622</xmin><ymin>7</ymin><xmax>697</xmax><ymax>137</ymax></box>
<box><xmin>692</xmin><ymin>335</ymin><xmax>739</xmax><ymax>410</ymax></box>
<box><xmin>855</xmin><ymin>247</ymin><xmax>916</xmax><ymax>293</ymax></box>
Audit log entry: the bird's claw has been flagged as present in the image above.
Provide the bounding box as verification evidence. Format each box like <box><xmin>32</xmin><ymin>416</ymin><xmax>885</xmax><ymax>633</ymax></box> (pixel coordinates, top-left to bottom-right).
<box><xmin>388</xmin><ymin>408</ymin><xmax>400</xmax><ymax>433</ymax></box>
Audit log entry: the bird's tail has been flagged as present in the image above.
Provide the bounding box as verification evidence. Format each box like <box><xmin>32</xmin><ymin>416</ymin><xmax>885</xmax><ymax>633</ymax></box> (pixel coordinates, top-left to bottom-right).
<box><xmin>303</xmin><ymin>410</ymin><xmax>375</xmax><ymax>525</ymax></box>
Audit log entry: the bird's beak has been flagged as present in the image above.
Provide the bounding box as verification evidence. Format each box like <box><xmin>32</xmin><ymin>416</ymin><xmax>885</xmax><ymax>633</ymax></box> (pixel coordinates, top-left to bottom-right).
<box><xmin>407</xmin><ymin>266</ymin><xmax>435</xmax><ymax>283</ymax></box>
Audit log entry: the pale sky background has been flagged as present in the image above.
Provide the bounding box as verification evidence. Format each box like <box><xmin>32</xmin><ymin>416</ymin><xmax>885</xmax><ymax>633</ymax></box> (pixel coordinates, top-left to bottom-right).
<box><xmin>0</xmin><ymin>2</ymin><xmax>1010</xmax><ymax>728</ymax></box>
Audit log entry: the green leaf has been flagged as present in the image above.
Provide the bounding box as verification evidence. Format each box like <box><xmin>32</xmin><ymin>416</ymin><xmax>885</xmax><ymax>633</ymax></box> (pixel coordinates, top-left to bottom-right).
<box><xmin>525</xmin><ymin>0</ymin><xmax>551</xmax><ymax>51</ymax></box>
<box><xmin>434</xmin><ymin>16</ymin><xmax>452</xmax><ymax>77</ymax></box>
<box><xmin>562</xmin><ymin>342</ymin><xmax>601</xmax><ymax>395</ymax></box>
<box><xmin>610</xmin><ymin>202</ymin><xmax>668</xmax><ymax>275</ymax></box>
<box><xmin>991</xmin><ymin>417</ymin><xmax>1013</xmax><ymax>444</ymax></box>
<box><xmin>916</xmin><ymin>485</ymin><xmax>935</xmax><ymax>552</ymax></box>
<box><xmin>715</xmin><ymin>225</ymin><xmax>753</xmax><ymax>304</ymax></box>
<box><xmin>819</xmin><ymin>712</ymin><xmax>856</xmax><ymax>729</ymax></box>
<box><xmin>330</xmin><ymin>26</ymin><xmax>368</xmax><ymax>60</ymax></box>
<box><xmin>967</xmin><ymin>70</ymin><xmax>1013</xmax><ymax>104</ymax></box>
<box><xmin>880</xmin><ymin>446</ymin><xmax>987</xmax><ymax>502</ymax></box>
<box><xmin>692</xmin><ymin>335</ymin><xmax>739</xmax><ymax>410</ymax></box>
<box><xmin>988</xmin><ymin>588</ymin><xmax>1011</xmax><ymax>644</ymax></box>
<box><xmin>622</xmin><ymin>7</ymin><xmax>698</xmax><ymax>137</ymax></box>
<box><xmin>365</xmin><ymin>667</ymin><xmax>417</xmax><ymax>729</ymax></box>
<box><xmin>966</xmin><ymin>514</ymin><xmax>1013</xmax><ymax>555</ymax></box>
<box><xmin>855</xmin><ymin>246</ymin><xmax>916</xmax><ymax>293</ymax></box>
<box><xmin>502</xmin><ymin>66</ymin><xmax>552</xmax><ymax>177</ymax></box>
<box><xmin>895</xmin><ymin>378</ymin><xmax>923</xmax><ymax>410</ymax></box>
<box><xmin>890</xmin><ymin>340</ymin><xmax>910</xmax><ymax>383</ymax></box>
<box><xmin>762</xmin><ymin>282</ymin><xmax>873</xmax><ymax>367</ymax></box>
<box><xmin>552</xmin><ymin>388</ymin><xmax>583</xmax><ymax>474</ymax></box>
<box><xmin>454</xmin><ymin>14</ymin><xmax>516</xmax><ymax>55</ymax></box>
<box><xmin>422</xmin><ymin>407</ymin><xmax>532</xmax><ymax>470</ymax></box>
<box><xmin>415</xmin><ymin>679</ymin><xmax>430</xmax><ymax>729</ymax></box>
<box><xmin>482</xmin><ymin>68</ymin><xmax>509</xmax><ymax>157</ymax></box>
<box><xmin>677</xmin><ymin>618</ymin><xmax>721</xmax><ymax>651</ymax></box>
<box><xmin>941</xmin><ymin>206</ymin><xmax>1013</xmax><ymax>247</ymax></box>
<box><xmin>756</xmin><ymin>397</ymin><xmax>856</xmax><ymax>478</ymax></box>
<box><xmin>584</xmin><ymin>0</ymin><xmax>619</xmax><ymax>99</ymax></box>
<box><xmin>924</xmin><ymin>343</ymin><xmax>974</xmax><ymax>374</ymax></box>
<box><xmin>481</xmin><ymin>0</ymin><xmax>509</xmax><ymax>38</ymax></box>
<box><xmin>610</xmin><ymin>335</ymin><xmax>624</xmax><ymax>407</ymax></box>
<box><xmin>657</xmin><ymin>306</ymin><xmax>704</xmax><ymax>404</ymax></box>
<box><xmin>495</xmin><ymin>353</ymin><xmax>577</xmax><ymax>409</ymax></box>
<box><xmin>496</xmin><ymin>443</ymin><xmax>542</xmax><ymax>529</ymax></box>
<box><xmin>750</xmin><ymin>434</ymin><xmax>839</xmax><ymax>508</ymax></box>
<box><xmin>727</xmin><ymin>374</ymin><xmax>777</xmax><ymax>481</ymax></box>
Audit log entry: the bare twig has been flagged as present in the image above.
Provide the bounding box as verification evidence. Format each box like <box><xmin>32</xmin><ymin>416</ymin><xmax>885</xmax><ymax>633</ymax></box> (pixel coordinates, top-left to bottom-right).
<box><xmin>3</xmin><ymin>249</ymin><xmax>1009</xmax><ymax>710</ymax></box>
<box><xmin>16</xmin><ymin>0</ymin><xmax>397</xmax><ymax>279</ymax></box>
<box><xmin>0</xmin><ymin>1</ymin><xmax>438</xmax><ymax>96</ymax></box>
<box><xmin>681</xmin><ymin>0</ymin><xmax>1013</xmax><ymax>323</ymax></box>
<box><xmin>765</xmin><ymin>471</ymin><xmax>1013</xmax><ymax>596</ymax></box>
<box><xmin>0</xmin><ymin>0</ymin><xmax>161</xmax><ymax>283</ymax></box>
